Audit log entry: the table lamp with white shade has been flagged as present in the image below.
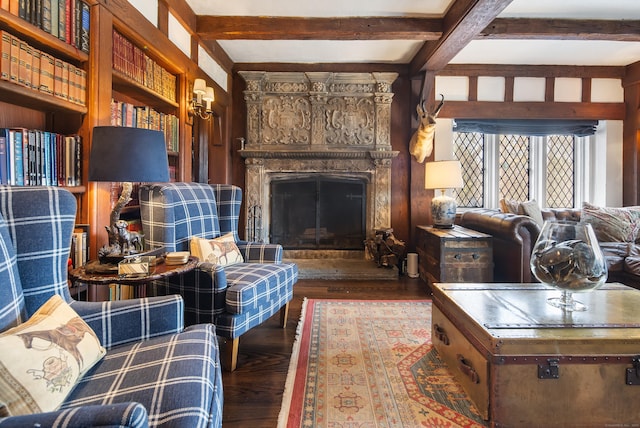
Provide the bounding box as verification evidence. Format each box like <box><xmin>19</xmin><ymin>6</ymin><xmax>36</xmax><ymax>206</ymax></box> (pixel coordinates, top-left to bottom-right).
<box><xmin>424</xmin><ymin>160</ymin><xmax>463</xmax><ymax>228</ymax></box>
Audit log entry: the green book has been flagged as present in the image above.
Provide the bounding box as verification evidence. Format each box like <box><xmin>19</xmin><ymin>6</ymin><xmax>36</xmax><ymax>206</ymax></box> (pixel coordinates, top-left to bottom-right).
<box><xmin>50</xmin><ymin>0</ymin><xmax>58</xmax><ymax>38</ymax></box>
<box><xmin>57</xmin><ymin>0</ymin><xmax>65</xmax><ymax>42</ymax></box>
<box><xmin>41</xmin><ymin>0</ymin><xmax>52</xmax><ymax>34</ymax></box>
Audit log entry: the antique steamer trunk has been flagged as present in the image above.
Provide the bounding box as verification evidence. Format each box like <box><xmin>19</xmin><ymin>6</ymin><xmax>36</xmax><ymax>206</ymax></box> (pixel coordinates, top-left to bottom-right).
<box><xmin>431</xmin><ymin>282</ymin><xmax>640</xmax><ymax>427</ymax></box>
<box><xmin>415</xmin><ymin>225</ymin><xmax>493</xmax><ymax>285</ymax></box>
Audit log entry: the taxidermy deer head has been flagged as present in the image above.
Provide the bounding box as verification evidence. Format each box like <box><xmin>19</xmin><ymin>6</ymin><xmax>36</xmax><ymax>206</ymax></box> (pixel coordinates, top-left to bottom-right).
<box><xmin>409</xmin><ymin>94</ymin><xmax>444</xmax><ymax>163</ymax></box>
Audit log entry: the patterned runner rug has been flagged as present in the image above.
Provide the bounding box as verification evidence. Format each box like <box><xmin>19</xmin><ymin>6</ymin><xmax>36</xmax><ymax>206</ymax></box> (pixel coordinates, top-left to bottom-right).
<box><xmin>278</xmin><ymin>299</ymin><xmax>487</xmax><ymax>428</ymax></box>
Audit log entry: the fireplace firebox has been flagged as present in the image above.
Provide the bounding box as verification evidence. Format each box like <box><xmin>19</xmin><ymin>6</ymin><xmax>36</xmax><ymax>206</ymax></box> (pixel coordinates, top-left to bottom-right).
<box><xmin>270</xmin><ymin>177</ymin><xmax>366</xmax><ymax>250</ymax></box>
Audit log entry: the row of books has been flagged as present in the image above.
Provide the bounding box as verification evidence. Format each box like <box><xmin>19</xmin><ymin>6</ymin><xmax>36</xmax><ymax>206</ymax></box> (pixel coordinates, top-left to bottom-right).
<box><xmin>112</xmin><ymin>30</ymin><xmax>176</xmax><ymax>102</ymax></box>
<box><xmin>0</xmin><ymin>0</ymin><xmax>90</xmax><ymax>54</ymax></box>
<box><xmin>0</xmin><ymin>30</ymin><xmax>87</xmax><ymax>105</ymax></box>
<box><xmin>70</xmin><ymin>224</ymin><xmax>88</xmax><ymax>269</ymax></box>
<box><xmin>110</xmin><ymin>99</ymin><xmax>180</xmax><ymax>153</ymax></box>
<box><xmin>0</xmin><ymin>128</ymin><xmax>82</xmax><ymax>187</ymax></box>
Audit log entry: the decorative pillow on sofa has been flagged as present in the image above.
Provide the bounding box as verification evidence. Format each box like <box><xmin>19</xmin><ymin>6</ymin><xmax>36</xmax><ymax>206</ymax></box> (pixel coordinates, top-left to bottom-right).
<box><xmin>0</xmin><ymin>295</ymin><xmax>105</xmax><ymax>416</ymax></box>
<box><xmin>500</xmin><ymin>198</ymin><xmax>544</xmax><ymax>227</ymax></box>
<box><xmin>581</xmin><ymin>202</ymin><xmax>640</xmax><ymax>243</ymax></box>
<box><xmin>190</xmin><ymin>233</ymin><xmax>244</xmax><ymax>266</ymax></box>
<box><xmin>500</xmin><ymin>198</ymin><xmax>522</xmax><ymax>215</ymax></box>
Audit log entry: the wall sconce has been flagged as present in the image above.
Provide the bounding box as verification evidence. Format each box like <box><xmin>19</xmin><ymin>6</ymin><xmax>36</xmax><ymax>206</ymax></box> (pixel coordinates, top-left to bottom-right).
<box><xmin>190</xmin><ymin>78</ymin><xmax>214</xmax><ymax>120</ymax></box>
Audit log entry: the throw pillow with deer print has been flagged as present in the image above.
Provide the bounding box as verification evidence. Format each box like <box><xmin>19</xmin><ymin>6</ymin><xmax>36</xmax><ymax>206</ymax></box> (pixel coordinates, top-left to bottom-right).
<box><xmin>0</xmin><ymin>295</ymin><xmax>105</xmax><ymax>416</ymax></box>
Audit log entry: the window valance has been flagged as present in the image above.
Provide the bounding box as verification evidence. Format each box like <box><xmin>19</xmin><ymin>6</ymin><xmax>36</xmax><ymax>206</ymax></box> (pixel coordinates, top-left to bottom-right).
<box><xmin>453</xmin><ymin>119</ymin><xmax>599</xmax><ymax>137</ymax></box>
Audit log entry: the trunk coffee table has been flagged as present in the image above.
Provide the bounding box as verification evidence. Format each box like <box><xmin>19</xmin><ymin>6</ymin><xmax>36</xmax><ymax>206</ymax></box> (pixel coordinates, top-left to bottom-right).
<box><xmin>431</xmin><ymin>282</ymin><xmax>640</xmax><ymax>427</ymax></box>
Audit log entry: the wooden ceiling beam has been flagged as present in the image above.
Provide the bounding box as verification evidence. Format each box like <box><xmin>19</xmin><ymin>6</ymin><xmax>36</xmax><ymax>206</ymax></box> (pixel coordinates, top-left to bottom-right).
<box><xmin>482</xmin><ymin>18</ymin><xmax>640</xmax><ymax>42</ymax></box>
<box><xmin>410</xmin><ymin>0</ymin><xmax>514</xmax><ymax>76</ymax></box>
<box><xmin>195</xmin><ymin>16</ymin><xmax>443</xmax><ymax>40</ymax></box>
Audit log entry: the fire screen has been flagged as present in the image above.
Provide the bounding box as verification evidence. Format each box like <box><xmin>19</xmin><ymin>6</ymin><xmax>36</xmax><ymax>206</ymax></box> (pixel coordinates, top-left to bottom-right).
<box><xmin>270</xmin><ymin>177</ymin><xmax>366</xmax><ymax>250</ymax></box>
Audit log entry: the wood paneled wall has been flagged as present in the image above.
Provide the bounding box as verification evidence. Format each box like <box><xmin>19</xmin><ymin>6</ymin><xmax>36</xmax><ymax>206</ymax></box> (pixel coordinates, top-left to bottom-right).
<box><xmin>231</xmin><ymin>62</ymin><xmax>639</xmax><ymax>249</ymax></box>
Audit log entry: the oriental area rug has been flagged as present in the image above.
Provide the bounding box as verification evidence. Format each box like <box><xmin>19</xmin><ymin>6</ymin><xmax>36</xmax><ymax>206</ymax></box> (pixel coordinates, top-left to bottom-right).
<box><xmin>278</xmin><ymin>299</ymin><xmax>487</xmax><ymax>428</ymax></box>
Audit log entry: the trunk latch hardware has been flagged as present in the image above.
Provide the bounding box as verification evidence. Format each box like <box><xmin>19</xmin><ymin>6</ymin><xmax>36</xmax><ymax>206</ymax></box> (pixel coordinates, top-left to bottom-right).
<box><xmin>626</xmin><ymin>356</ymin><xmax>640</xmax><ymax>385</ymax></box>
<box><xmin>538</xmin><ymin>358</ymin><xmax>560</xmax><ymax>379</ymax></box>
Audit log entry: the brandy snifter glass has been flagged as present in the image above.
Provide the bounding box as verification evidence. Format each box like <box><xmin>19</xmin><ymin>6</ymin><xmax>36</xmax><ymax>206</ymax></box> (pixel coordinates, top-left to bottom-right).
<box><xmin>530</xmin><ymin>220</ymin><xmax>607</xmax><ymax>311</ymax></box>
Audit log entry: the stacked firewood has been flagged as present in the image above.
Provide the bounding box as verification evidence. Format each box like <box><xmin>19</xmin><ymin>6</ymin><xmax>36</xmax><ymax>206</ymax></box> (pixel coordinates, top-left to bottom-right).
<box><xmin>364</xmin><ymin>228</ymin><xmax>406</xmax><ymax>269</ymax></box>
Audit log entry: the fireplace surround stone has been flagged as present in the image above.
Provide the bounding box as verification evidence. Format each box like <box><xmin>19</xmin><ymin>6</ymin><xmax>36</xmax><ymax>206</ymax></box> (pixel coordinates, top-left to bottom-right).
<box><xmin>239</xmin><ymin>71</ymin><xmax>399</xmax><ymax>246</ymax></box>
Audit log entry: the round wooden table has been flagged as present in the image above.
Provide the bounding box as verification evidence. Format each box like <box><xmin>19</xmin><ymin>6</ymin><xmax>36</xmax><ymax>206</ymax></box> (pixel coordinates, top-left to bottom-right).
<box><xmin>69</xmin><ymin>256</ymin><xmax>198</xmax><ymax>300</ymax></box>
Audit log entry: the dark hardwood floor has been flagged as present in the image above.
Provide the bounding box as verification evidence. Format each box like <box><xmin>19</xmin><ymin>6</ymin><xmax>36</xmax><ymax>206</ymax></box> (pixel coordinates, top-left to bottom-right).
<box><xmin>220</xmin><ymin>276</ymin><xmax>432</xmax><ymax>427</ymax></box>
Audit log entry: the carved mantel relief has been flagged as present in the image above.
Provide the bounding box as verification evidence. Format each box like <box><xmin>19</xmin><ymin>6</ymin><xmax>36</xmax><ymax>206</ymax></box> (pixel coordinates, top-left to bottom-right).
<box><xmin>239</xmin><ymin>72</ymin><xmax>398</xmax><ymax>244</ymax></box>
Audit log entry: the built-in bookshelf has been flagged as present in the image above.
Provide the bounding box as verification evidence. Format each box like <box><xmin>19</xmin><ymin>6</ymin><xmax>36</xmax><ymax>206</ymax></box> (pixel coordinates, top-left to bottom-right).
<box><xmin>0</xmin><ymin>6</ymin><xmax>87</xmax><ymax>195</ymax></box>
<box><xmin>2</xmin><ymin>0</ymin><xmax>90</xmax><ymax>53</ymax></box>
<box><xmin>112</xmin><ymin>30</ymin><xmax>176</xmax><ymax>103</ymax></box>
<box><xmin>110</xmin><ymin>99</ymin><xmax>179</xmax><ymax>153</ymax></box>
<box><xmin>1</xmin><ymin>0</ymin><xmax>200</xmax><ymax>268</ymax></box>
<box><xmin>110</xmin><ymin>28</ymin><xmax>180</xmax><ymax>184</ymax></box>
<box><xmin>1</xmin><ymin>30</ymin><xmax>87</xmax><ymax>105</ymax></box>
<box><xmin>0</xmin><ymin>128</ymin><xmax>81</xmax><ymax>186</ymax></box>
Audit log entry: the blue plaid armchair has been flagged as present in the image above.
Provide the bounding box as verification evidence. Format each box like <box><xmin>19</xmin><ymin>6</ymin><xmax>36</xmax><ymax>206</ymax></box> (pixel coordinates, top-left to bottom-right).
<box><xmin>138</xmin><ymin>182</ymin><xmax>298</xmax><ymax>371</ymax></box>
<box><xmin>0</xmin><ymin>186</ymin><xmax>223</xmax><ymax>427</ymax></box>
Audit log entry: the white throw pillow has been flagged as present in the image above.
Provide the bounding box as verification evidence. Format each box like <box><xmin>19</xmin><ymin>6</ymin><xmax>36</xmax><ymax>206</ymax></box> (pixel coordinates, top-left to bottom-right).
<box><xmin>190</xmin><ymin>233</ymin><xmax>244</xmax><ymax>266</ymax></box>
<box><xmin>0</xmin><ymin>295</ymin><xmax>105</xmax><ymax>416</ymax></box>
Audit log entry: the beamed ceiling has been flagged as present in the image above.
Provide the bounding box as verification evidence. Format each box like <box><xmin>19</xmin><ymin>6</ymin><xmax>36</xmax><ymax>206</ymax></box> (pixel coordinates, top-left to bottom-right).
<box><xmin>184</xmin><ymin>0</ymin><xmax>640</xmax><ymax>76</ymax></box>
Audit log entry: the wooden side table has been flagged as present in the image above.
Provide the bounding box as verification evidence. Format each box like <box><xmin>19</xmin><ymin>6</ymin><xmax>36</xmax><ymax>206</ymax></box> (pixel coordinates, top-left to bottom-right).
<box><xmin>69</xmin><ymin>256</ymin><xmax>198</xmax><ymax>301</ymax></box>
<box><xmin>415</xmin><ymin>225</ymin><xmax>493</xmax><ymax>285</ymax></box>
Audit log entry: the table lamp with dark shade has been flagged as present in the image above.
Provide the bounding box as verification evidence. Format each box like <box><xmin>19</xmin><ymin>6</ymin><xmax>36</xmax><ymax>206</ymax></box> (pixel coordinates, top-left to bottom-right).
<box><xmin>89</xmin><ymin>126</ymin><xmax>169</xmax><ymax>261</ymax></box>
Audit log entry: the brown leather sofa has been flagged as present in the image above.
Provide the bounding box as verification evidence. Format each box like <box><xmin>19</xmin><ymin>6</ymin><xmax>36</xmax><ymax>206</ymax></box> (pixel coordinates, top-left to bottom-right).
<box><xmin>459</xmin><ymin>208</ymin><xmax>640</xmax><ymax>290</ymax></box>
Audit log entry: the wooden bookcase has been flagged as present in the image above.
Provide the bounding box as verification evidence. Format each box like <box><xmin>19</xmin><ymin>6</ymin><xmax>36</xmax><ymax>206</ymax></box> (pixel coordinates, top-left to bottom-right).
<box><xmin>0</xmin><ymin>1</ymin><xmax>199</xmax><ymax>260</ymax></box>
<box><xmin>0</xmin><ymin>7</ymin><xmax>88</xmax><ymax>197</ymax></box>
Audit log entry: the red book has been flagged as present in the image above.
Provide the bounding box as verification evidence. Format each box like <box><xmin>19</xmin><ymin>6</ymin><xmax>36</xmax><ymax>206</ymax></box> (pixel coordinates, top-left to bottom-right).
<box><xmin>64</xmin><ymin>0</ymin><xmax>72</xmax><ymax>46</ymax></box>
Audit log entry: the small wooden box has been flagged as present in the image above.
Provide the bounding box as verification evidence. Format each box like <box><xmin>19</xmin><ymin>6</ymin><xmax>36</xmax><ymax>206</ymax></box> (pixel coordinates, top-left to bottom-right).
<box><xmin>431</xmin><ymin>282</ymin><xmax>640</xmax><ymax>427</ymax></box>
<box><xmin>415</xmin><ymin>225</ymin><xmax>493</xmax><ymax>285</ymax></box>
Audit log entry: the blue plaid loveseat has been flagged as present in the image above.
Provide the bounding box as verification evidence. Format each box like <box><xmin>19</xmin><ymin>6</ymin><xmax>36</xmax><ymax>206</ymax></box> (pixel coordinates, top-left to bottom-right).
<box><xmin>0</xmin><ymin>186</ymin><xmax>223</xmax><ymax>428</ymax></box>
<box><xmin>139</xmin><ymin>182</ymin><xmax>298</xmax><ymax>371</ymax></box>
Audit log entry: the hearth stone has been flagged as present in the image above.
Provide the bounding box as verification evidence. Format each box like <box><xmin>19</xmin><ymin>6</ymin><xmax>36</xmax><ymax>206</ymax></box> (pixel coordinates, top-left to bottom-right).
<box><xmin>284</xmin><ymin>250</ymin><xmax>398</xmax><ymax>280</ymax></box>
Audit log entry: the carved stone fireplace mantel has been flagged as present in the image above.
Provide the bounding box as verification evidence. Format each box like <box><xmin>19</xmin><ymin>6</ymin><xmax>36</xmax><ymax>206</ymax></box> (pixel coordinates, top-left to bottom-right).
<box><xmin>239</xmin><ymin>71</ymin><xmax>398</xmax><ymax>244</ymax></box>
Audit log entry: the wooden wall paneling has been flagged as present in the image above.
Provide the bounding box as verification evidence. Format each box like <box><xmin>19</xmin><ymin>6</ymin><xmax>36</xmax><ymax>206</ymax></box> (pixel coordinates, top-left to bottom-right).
<box><xmin>504</xmin><ymin>76</ymin><xmax>514</xmax><ymax>102</ymax></box>
<box><xmin>622</xmin><ymin>61</ymin><xmax>640</xmax><ymax>205</ymax></box>
<box><xmin>157</xmin><ymin>1</ymin><xmax>169</xmax><ymax>36</ymax></box>
<box><xmin>468</xmin><ymin>76</ymin><xmax>478</xmax><ymax>101</ymax></box>
<box><xmin>409</xmin><ymin>74</ymin><xmax>433</xmax><ymax>249</ymax></box>
<box><xmin>582</xmin><ymin>78</ymin><xmax>592</xmax><ymax>102</ymax></box>
<box><xmin>231</xmin><ymin>72</ymin><xmax>247</xmax><ymax>191</ymax></box>
<box><xmin>0</xmin><ymin>101</ymin><xmax>46</xmax><ymax>129</ymax></box>
<box><xmin>545</xmin><ymin>77</ymin><xmax>554</xmax><ymax>102</ymax></box>
<box><xmin>441</xmin><ymin>64</ymin><xmax>626</xmax><ymax>79</ymax></box>
<box><xmin>389</xmin><ymin>73</ymin><xmax>412</xmax><ymax>248</ymax></box>
<box><xmin>87</xmin><ymin>3</ymin><xmax>116</xmax><ymax>259</ymax></box>
<box><xmin>177</xmin><ymin>73</ymin><xmax>190</xmax><ymax>182</ymax></box>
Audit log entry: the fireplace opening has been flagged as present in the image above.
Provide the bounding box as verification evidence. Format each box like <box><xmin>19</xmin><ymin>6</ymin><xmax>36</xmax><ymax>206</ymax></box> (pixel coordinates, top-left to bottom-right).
<box><xmin>270</xmin><ymin>177</ymin><xmax>366</xmax><ymax>250</ymax></box>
